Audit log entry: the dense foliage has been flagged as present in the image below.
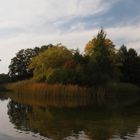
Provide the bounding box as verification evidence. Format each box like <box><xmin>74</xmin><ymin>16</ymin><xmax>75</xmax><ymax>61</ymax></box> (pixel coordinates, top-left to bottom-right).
<box><xmin>0</xmin><ymin>73</ymin><xmax>11</xmax><ymax>83</ymax></box>
<box><xmin>84</xmin><ymin>29</ymin><xmax>118</xmax><ymax>85</ymax></box>
<box><xmin>7</xmin><ymin>29</ymin><xmax>140</xmax><ymax>86</ymax></box>
<box><xmin>8</xmin><ymin>44</ymin><xmax>54</xmax><ymax>81</ymax></box>
<box><xmin>117</xmin><ymin>45</ymin><xmax>140</xmax><ymax>85</ymax></box>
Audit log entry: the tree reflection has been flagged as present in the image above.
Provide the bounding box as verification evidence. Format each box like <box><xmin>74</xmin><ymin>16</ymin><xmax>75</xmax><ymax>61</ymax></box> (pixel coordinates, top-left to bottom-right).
<box><xmin>7</xmin><ymin>101</ymin><xmax>32</xmax><ymax>131</ymax></box>
<box><xmin>7</xmin><ymin>100</ymin><xmax>140</xmax><ymax>140</ymax></box>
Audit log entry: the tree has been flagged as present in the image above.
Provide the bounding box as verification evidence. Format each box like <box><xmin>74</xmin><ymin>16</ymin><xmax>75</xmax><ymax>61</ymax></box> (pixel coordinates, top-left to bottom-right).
<box><xmin>29</xmin><ymin>44</ymin><xmax>73</xmax><ymax>82</ymax></box>
<box><xmin>117</xmin><ymin>45</ymin><xmax>140</xmax><ymax>85</ymax></box>
<box><xmin>0</xmin><ymin>73</ymin><xmax>11</xmax><ymax>83</ymax></box>
<box><xmin>85</xmin><ymin>29</ymin><xmax>115</xmax><ymax>56</ymax></box>
<box><xmin>8</xmin><ymin>44</ymin><xmax>54</xmax><ymax>81</ymax></box>
<box><xmin>8</xmin><ymin>48</ymin><xmax>39</xmax><ymax>80</ymax></box>
<box><xmin>40</xmin><ymin>44</ymin><xmax>54</xmax><ymax>52</ymax></box>
<box><xmin>84</xmin><ymin>29</ymin><xmax>118</xmax><ymax>85</ymax></box>
<box><xmin>71</xmin><ymin>49</ymin><xmax>89</xmax><ymax>85</ymax></box>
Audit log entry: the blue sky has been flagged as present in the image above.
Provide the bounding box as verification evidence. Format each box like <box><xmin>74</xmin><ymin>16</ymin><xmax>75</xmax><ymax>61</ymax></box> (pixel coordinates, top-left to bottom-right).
<box><xmin>0</xmin><ymin>0</ymin><xmax>140</xmax><ymax>73</ymax></box>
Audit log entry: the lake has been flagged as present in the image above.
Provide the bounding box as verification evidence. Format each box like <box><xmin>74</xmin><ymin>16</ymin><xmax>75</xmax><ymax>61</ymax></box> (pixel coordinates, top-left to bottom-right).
<box><xmin>0</xmin><ymin>93</ymin><xmax>140</xmax><ymax>140</ymax></box>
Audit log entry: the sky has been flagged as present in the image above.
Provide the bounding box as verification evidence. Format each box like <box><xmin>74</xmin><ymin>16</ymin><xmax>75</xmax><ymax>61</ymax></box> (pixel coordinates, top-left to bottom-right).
<box><xmin>0</xmin><ymin>0</ymin><xmax>140</xmax><ymax>73</ymax></box>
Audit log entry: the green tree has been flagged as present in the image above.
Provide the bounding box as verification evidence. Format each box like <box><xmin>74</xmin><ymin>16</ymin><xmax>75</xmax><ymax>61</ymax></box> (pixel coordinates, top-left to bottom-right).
<box><xmin>8</xmin><ymin>48</ymin><xmax>39</xmax><ymax>80</ymax></box>
<box><xmin>0</xmin><ymin>73</ymin><xmax>11</xmax><ymax>83</ymax></box>
<box><xmin>85</xmin><ymin>29</ymin><xmax>115</xmax><ymax>56</ymax></box>
<box><xmin>71</xmin><ymin>49</ymin><xmax>89</xmax><ymax>85</ymax></box>
<box><xmin>29</xmin><ymin>44</ymin><xmax>73</xmax><ymax>82</ymax></box>
<box><xmin>85</xmin><ymin>29</ymin><xmax>118</xmax><ymax>85</ymax></box>
<box><xmin>117</xmin><ymin>45</ymin><xmax>140</xmax><ymax>85</ymax></box>
<box><xmin>8</xmin><ymin>44</ymin><xmax>54</xmax><ymax>81</ymax></box>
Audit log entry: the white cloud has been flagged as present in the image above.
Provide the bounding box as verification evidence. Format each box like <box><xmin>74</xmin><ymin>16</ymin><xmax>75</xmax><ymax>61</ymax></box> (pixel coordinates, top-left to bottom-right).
<box><xmin>0</xmin><ymin>0</ymin><xmax>103</xmax><ymax>27</ymax></box>
<box><xmin>107</xmin><ymin>25</ymin><xmax>140</xmax><ymax>50</ymax></box>
<box><xmin>0</xmin><ymin>0</ymin><xmax>110</xmax><ymax>38</ymax></box>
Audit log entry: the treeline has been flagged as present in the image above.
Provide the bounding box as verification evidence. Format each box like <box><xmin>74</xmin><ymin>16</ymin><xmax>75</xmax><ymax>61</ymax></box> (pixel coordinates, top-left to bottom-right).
<box><xmin>1</xmin><ymin>29</ymin><xmax>140</xmax><ymax>86</ymax></box>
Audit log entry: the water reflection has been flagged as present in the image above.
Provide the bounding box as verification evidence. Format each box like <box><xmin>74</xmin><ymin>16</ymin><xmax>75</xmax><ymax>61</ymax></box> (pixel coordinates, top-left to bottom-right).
<box><xmin>7</xmin><ymin>99</ymin><xmax>140</xmax><ymax>140</ymax></box>
<box><xmin>64</xmin><ymin>131</ymin><xmax>91</xmax><ymax>140</ymax></box>
<box><xmin>7</xmin><ymin>101</ymin><xmax>32</xmax><ymax>132</ymax></box>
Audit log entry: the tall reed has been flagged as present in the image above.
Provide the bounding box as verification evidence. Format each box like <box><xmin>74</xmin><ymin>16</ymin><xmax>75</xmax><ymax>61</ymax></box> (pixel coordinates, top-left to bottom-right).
<box><xmin>7</xmin><ymin>81</ymin><xmax>140</xmax><ymax>108</ymax></box>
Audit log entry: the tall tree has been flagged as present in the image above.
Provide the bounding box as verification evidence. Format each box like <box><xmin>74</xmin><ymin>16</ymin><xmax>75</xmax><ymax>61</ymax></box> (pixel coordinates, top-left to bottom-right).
<box><xmin>84</xmin><ymin>29</ymin><xmax>118</xmax><ymax>85</ymax></box>
<box><xmin>117</xmin><ymin>45</ymin><xmax>140</xmax><ymax>85</ymax></box>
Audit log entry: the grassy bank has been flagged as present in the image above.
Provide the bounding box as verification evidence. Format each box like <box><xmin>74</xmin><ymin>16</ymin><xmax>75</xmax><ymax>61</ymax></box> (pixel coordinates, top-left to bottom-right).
<box><xmin>6</xmin><ymin>81</ymin><xmax>140</xmax><ymax>108</ymax></box>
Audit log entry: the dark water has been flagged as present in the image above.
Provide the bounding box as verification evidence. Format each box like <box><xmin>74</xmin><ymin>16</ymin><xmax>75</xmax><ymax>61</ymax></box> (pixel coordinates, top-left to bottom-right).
<box><xmin>0</xmin><ymin>94</ymin><xmax>140</xmax><ymax>140</ymax></box>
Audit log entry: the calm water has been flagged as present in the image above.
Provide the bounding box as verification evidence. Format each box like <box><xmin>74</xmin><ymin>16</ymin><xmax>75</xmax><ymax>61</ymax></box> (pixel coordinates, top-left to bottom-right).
<box><xmin>0</xmin><ymin>94</ymin><xmax>140</xmax><ymax>140</ymax></box>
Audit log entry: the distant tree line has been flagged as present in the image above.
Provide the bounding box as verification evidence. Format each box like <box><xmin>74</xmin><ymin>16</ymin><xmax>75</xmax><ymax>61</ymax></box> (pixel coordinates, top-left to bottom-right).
<box><xmin>1</xmin><ymin>29</ymin><xmax>139</xmax><ymax>86</ymax></box>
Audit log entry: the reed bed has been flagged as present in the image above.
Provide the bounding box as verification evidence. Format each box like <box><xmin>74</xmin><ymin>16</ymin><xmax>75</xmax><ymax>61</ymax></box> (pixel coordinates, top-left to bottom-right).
<box><xmin>6</xmin><ymin>81</ymin><xmax>140</xmax><ymax>108</ymax></box>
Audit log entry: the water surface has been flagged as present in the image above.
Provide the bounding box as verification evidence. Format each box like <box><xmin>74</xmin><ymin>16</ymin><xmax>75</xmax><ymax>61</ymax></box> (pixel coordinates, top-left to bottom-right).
<box><xmin>0</xmin><ymin>94</ymin><xmax>140</xmax><ymax>140</ymax></box>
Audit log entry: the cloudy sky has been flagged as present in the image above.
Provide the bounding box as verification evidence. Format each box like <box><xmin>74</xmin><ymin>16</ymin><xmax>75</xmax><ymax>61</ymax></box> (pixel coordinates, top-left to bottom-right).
<box><xmin>0</xmin><ymin>0</ymin><xmax>140</xmax><ymax>73</ymax></box>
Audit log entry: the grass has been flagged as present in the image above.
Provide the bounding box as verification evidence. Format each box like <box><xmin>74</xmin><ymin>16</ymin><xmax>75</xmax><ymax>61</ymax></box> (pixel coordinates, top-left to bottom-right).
<box><xmin>6</xmin><ymin>80</ymin><xmax>140</xmax><ymax>108</ymax></box>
